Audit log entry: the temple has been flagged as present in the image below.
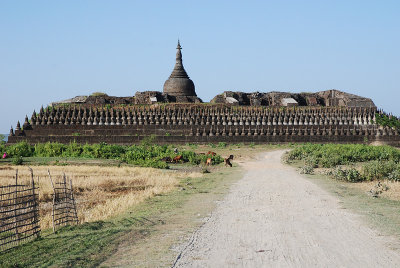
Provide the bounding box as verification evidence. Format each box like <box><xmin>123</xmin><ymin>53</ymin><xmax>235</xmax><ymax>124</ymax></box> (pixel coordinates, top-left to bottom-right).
<box><xmin>6</xmin><ymin>41</ymin><xmax>400</xmax><ymax>146</ymax></box>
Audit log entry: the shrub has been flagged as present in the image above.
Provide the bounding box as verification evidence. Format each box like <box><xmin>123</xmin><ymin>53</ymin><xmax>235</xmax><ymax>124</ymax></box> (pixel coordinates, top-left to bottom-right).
<box><xmin>140</xmin><ymin>135</ymin><xmax>156</xmax><ymax>147</ymax></box>
<box><xmin>234</xmin><ymin>143</ymin><xmax>244</xmax><ymax>148</ymax></box>
<box><xmin>361</xmin><ymin>160</ymin><xmax>398</xmax><ymax>181</ymax></box>
<box><xmin>388</xmin><ymin>169</ymin><xmax>400</xmax><ymax>182</ymax></box>
<box><xmin>12</xmin><ymin>156</ymin><xmax>23</xmax><ymax>165</ymax></box>
<box><xmin>62</xmin><ymin>142</ymin><xmax>83</xmax><ymax>157</ymax></box>
<box><xmin>3</xmin><ymin>141</ymin><xmax>224</xmax><ymax>169</ymax></box>
<box><xmin>186</xmin><ymin>143</ymin><xmax>198</xmax><ymax>149</ymax></box>
<box><xmin>0</xmin><ymin>144</ymin><xmax>6</xmax><ymax>157</ymax></box>
<box><xmin>304</xmin><ymin>156</ymin><xmax>318</xmax><ymax>168</ymax></box>
<box><xmin>300</xmin><ymin>165</ymin><xmax>314</xmax><ymax>174</ymax></box>
<box><xmin>123</xmin><ymin>158</ymin><xmax>169</xmax><ymax>169</ymax></box>
<box><xmin>208</xmin><ymin>143</ymin><xmax>216</xmax><ymax>148</ymax></box>
<box><xmin>6</xmin><ymin>141</ymin><xmax>34</xmax><ymax>157</ymax></box>
<box><xmin>375</xmin><ymin>113</ymin><xmax>400</xmax><ymax>130</ymax></box>
<box><xmin>288</xmin><ymin>144</ymin><xmax>400</xmax><ymax>168</ymax></box>
<box><xmin>217</xmin><ymin>142</ymin><xmax>227</xmax><ymax>148</ymax></box>
<box><xmin>34</xmin><ymin>142</ymin><xmax>66</xmax><ymax>157</ymax></box>
<box><xmin>91</xmin><ymin>92</ymin><xmax>108</xmax><ymax>97</ymax></box>
<box><xmin>332</xmin><ymin>167</ymin><xmax>363</xmax><ymax>182</ymax></box>
<box><xmin>0</xmin><ymin>134</ymin><xmax>5</xmax><ymax>144</ymax></box>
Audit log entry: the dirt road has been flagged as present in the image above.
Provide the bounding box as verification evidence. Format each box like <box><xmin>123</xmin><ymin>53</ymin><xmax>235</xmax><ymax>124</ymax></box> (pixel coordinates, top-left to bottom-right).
<box><xmin>173</xmin><ymin>150</ymin><xmax>400</xmax><ymax>267</ymax></box>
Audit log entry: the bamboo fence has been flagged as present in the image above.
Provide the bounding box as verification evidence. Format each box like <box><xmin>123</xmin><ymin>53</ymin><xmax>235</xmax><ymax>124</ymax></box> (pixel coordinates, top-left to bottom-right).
<box><xmin>0</xmin><ymin>168</ymin><xmax>40</xmax><ymax>252</ymax></box>
<box><xmin>48</xmin><ymin>171</ymin><xmax>78</xmax><ymax>232</ymax></box>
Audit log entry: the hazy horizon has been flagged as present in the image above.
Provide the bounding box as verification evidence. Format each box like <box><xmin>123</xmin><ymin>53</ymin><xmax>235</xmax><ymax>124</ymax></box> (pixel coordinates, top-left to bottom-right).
<box><xmin>1</xmin><ymin>1</ymin><xmax>399</xmax><ymax>133</ymax></box>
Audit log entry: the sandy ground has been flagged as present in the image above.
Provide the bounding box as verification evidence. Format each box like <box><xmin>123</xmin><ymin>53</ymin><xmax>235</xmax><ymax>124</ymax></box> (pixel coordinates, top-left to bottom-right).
<box><xmin>173</xmin><ymin>150</ymin><xmax>400</xmax><ymax>268</ymax></box>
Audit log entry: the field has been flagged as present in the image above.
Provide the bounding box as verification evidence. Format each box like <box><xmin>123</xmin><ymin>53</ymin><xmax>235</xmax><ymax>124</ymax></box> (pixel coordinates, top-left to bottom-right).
<box><xmin>0</xmin><ymin>165</ymin><xmax>201</xmax><ymax>230</ymax></box>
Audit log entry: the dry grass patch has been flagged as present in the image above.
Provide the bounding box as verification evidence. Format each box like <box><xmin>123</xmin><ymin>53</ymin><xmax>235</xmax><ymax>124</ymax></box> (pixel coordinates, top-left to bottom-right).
<box><xmin>347</xmin><ymin>180</ymin><xmax>400</xmax><ymax>201</ymax></box>
<box><xmin>0</xmin><ymin>165</ymin><xmax>201</xmax><ymax>229</ymax></box>
<box><xmin>312</xmin><ymin>167</ymin><xmax>400</xmax><ymax>201</ymax></box>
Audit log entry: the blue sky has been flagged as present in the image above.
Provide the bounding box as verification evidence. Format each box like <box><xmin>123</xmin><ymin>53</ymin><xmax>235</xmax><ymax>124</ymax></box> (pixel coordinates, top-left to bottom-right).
<box><xmin>1</xmin><ymin>0</ymin><xmax>399</xmax><ymax>133</ymax></box>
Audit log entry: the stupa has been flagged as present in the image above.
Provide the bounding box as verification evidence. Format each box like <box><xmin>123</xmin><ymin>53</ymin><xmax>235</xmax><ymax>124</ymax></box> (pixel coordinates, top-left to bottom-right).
<box><xmin>163</xmin><ymin>40</ymin><xmax>197</xmax><ymax>98</ymax></box>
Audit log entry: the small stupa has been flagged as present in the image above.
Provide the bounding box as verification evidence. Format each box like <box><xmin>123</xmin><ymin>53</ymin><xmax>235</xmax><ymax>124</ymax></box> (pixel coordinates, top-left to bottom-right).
<box><xmin>163</xmin><ymin>40</ymin><xmax>197</xmax><ymax>97</ymax></box>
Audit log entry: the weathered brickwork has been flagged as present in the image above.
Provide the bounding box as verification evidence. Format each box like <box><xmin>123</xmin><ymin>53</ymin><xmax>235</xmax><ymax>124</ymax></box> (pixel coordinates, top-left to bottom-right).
<box><xmin>7</xmin><ymin>106</ymin><xmax>400</xmax><ymax>145</ymax></box>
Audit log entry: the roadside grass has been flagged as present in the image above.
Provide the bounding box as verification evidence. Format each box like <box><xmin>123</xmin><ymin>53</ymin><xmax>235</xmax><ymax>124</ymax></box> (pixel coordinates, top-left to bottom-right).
<box><xmin>100</xmin><ymin>165</ymin><xmax>244</xmax><ymax>267</ymax></box>
<box><xmin>286</xmin><ymin>144</ymin><xmax>400</xmax><ymax>183</ymax></box>
<box><xmin>300</xmin><ymin>172</ymin><xmax>400</xmax><ymax>238</ymax></box>
<box><xmin>285</xmin><ymin>144</ymin><xmax>400</xmax><ymax>238</ymax></box>
<box><xmin>0</xmin><ymin>165</ymin><xmax>241</xmax><ymax>268</ymax></box>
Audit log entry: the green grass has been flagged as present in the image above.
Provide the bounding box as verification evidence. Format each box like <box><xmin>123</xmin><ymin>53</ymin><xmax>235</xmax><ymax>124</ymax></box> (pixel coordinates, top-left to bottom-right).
<box><xmin>288</xmin><ymin>143</ymin><xmax>400</xmax><ymax>168</ymax></box>
<box><xmin>0</xmin><ymin>167</ymin><xmax>241</xmax><ymax>268</ymax></box>
<box><xmin>0</xmin><ymin>141</ymin><xmax>224</xmax><ymax>169</ymax></box>
<box><xmin>286</xmin><ymin>144</ymin><xmax>400</xmax><ymax>182</ymax></box>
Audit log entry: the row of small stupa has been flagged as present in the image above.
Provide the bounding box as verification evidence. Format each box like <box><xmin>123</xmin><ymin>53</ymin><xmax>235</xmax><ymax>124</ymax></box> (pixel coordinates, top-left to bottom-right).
<box><xmin>11</xmin><ymin>106</ymin><xmax>378</xmax><ymax>132</ymax></box>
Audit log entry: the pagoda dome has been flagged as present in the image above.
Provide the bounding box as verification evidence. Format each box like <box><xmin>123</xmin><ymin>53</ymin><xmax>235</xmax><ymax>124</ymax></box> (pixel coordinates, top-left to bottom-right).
<box><xmin>163</xmin><ymin>41</ymin><xmax>197</xmax><ymax>97</ymax></box>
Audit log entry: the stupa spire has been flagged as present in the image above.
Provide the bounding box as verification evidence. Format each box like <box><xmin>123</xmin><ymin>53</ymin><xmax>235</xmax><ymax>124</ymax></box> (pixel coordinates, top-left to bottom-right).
<box><xmin>163</xmin><ymin>40</ymin><xmax>197</xmax><ymax>97</ymax></box>
<box><xmin>177</xmin><ymin>39</ymin><xmax>181</xmax><ymax>50</ymax></box>
<box><xmin>170</xmin><ymin>39</ymin><xmax>189</xmax><ymax>79</ymax></box>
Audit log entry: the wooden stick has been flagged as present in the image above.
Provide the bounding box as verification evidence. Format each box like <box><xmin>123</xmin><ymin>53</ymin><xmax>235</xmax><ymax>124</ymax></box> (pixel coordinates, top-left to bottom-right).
<box><xmin>29</xmin><ymin>167</ymin><xmax>40</xmax><ymax>238</ymax></box>
<box><xmin>63</xmin><ymin>173</ymin><xmax>69</xmax><ymax>225</ymax></box>
<box><xmin>69</xmin><ymin>179</ymin><xmax>79</xmax><ymax>224</ymax></box>
<box><xmin>14</xmin><ymin>169</ymin><xmax>20</xmax><ymax>240</ymax></box>
<box><xmin>48</xmin><ymin>169</ymin><xmax>56</xmax><ymax>233</ymax></box>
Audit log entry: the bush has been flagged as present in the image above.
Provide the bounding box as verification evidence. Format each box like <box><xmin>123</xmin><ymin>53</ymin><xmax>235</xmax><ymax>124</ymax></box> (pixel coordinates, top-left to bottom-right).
<box><xmin>123</xmin><ymin>158</ymin><xmax>169</xmax><ymax>169</ymax></box>
<box><xmin>300</xmin><ymin>165</ymin><xmax>314</xmax><ymax>174</ymax></box>
<box><xmin>6</xmin><ymin>141</ymin><xmax>34</xmax><ymax>157</ymax></box>
<box><xmin>34</xmin><ymin>142</ymin><xmax>66</xmax><ymax>157</ymax></box>
<box><xmin>0</xmin><ymin>144</ymin><xmax>6</xmax><ymax>157</ymax></box>
<box><xmin>3</xmin><ymin>141</ymin><xmax>225</xmax><ymax>169</ymax></box>
<box><xmin>63</xmin><ymin>142</ymin><xmax>83</xmax><ymax>157</ymax></box>
<box><xmin>288</xmin><ymin>144</ymin><xmax>400</xmax><ymax>168</ymax></box>
<box><xmin>12</xmin><ymin>156</ymin><xmax>23</xmax><ymax>165</ymax></box>
<box><xmin>304</xmin><ymin>156</ymin><xmax>318</xmax><ymax>168</ymax></box>
<box><xmin>361</xmin><ymin>160</ymin><xmax>398</xmax><ymax>181</ymax></box>
<box><xmin>217</xmin><ymin>142</ymin><xmax>227</xmax><ymax>148</ymax></box>
<box><xmin>375</xmin><ymin>113</ymin><xmax>400</xmax><ymax>130</ymax></box>
<box><xmin>91</xmin><ymin>92</ymin><xmax>108</xmax><ymax>97</ymax></box>
<box><xmin>0</xmin><ymin>134</ymin><xmax>6</xmax><ymax>144</ymax></box>
<box><xmin>388</xmin><ymin>169</ymin><xmax>400</xmax><ymax>182</ymax></box>
<box><xmin>332</xmin><ymin>167</ymin><xmax>363</xmax><ymax>182</ymax></box>
<box><xmin>208</xmin><ymin>143</ymin><xmax>216</xmax><ymax>148</ymax></box>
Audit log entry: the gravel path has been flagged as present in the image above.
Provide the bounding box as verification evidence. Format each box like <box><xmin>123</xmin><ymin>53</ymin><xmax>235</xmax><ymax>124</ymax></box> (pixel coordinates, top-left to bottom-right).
<box><xmin>173</xmin><ymin>150</ymin><xmax>400</xmax><ymax>268</ymax></box>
